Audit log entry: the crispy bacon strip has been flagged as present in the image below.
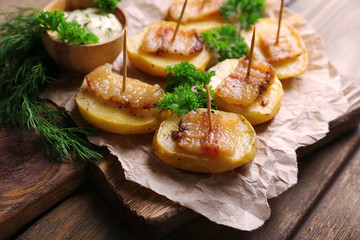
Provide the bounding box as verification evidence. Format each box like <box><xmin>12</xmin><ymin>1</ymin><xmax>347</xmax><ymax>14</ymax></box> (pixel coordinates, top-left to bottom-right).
<box><xmin>172</xmin><ymin>109</ymin><xmax>239</xmax><ymax>156</ymax></box>
<box><xmin>259</xmin><ymin>34</ymin><xmax>302</xmax><ymax>63</ymax></box>
<box><xmin>168</xmin><ymin>0</ymin><xmax>226</xmax><ymax>22</ymax></box>
<box><xmin>214</xmin><ymin>57</ymin><xmax>275</xmax><ymax>107</ymax></box>
<box><xmin>86</xmin><ymin>64</ymin><xmax>162</xmax><ymax>109</ymax></box>
<box><xmin>140</xmin><ymin>23</ymin><xmax>203</xmax><ymax>56</ymax></box>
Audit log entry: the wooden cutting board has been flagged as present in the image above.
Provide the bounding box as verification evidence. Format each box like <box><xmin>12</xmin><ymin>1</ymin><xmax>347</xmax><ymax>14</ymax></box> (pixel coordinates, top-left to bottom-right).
<box><xmin>1</xmin><ymin>103</ymin><xmax>359</xmax><ymax>239</ymax></box>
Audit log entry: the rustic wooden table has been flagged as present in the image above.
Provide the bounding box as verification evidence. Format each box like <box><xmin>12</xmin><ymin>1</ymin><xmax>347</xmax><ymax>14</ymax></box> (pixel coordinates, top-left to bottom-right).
<box><xmin>1</xmin><ymin>0</ymin><xmax>360</xmax><ymax>239</ymax></box>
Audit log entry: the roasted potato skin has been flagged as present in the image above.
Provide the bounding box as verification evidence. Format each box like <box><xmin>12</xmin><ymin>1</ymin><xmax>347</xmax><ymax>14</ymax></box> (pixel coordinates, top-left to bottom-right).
<box><xmin>210</xmin><ymin>59</ymin><xmax>284</xmax><ymax>126</ymax></box>
<box><xmin>127</xmin><ymin>21</ymin><xmax>211</xmax><ymax>78</ymax></box>
<box><xmin>242</xmin><ymin>18</ymin><xmax>308</xmax><ymax>80</ymax></box>
<box><xmin>76</xmin><ymin>79</ymin><xmax>170</xmax><ymax>135</ymax></box>
<box><xmin>152</xmin><ymin>109</ymin><xmax>257</xmax><ymax>174</ymax></box>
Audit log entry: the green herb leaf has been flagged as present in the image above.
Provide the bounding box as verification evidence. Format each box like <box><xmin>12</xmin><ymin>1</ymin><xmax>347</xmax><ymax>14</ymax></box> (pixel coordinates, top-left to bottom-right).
<box><xmin>220</xmin><ymin>0</ymin><xmax>265</xmax><ymax>30</ymax></box>
<box><xmin>0</xmin><ymin>8</ymin><xmax>102</xmax><ymax>161</ymax></box>
<box><xmin>201</xmin><ymin>24</ymin><xmax>248</xmax><ymax>61</ymax></box>
<box><xmin>37</xmin><ymin>10</ymin><xmax>99</xmax><ymax>45</ymax></box>
<box><xmin>156</xmin><ymin>62</ymin><xmax>216</xmax><ymax>116</ymax></box>
<box><xmin>94</xmin><ymin>0</ymin><xmax>122</xmax><ymax>13</ymax></box>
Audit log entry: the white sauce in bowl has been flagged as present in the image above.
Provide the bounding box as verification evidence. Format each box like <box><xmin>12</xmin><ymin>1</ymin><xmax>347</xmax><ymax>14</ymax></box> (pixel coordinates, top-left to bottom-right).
<box><xmin>49</xmin><ymin>8</ymin><xmax>122</xmax><ymax>44</ymax></box>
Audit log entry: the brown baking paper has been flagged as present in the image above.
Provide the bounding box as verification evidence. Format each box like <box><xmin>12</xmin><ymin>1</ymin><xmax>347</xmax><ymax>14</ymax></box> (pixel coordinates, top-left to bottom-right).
<box><xmin>42</xmin><ymin>0</ymin><xmax>349</xmax><ymax>230</ymax></box>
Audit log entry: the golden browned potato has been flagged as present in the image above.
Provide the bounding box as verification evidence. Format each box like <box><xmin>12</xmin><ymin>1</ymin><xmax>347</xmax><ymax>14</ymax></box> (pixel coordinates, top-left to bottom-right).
<box><xmin>153</xmin><ymin>109</ymin><xmax>257</xmax><ymax>173</ymax></box>
<box><xmin>242</xmin><ymin>18</ymin><xmax>308</xmax><ymax>79</ymax></box>
<box><xmin>210</xmin><ymin>59</ymin><xmax>284</xmax><ymax>126</ymax></box>
<box><xmin>127</xmin><ymin>21</ymin><xmax>211</xmax><ymax>78</ymax></box>
<box><xmin>75</xmin><ymin>65</ymin><xmax>169</xmax><ymax>134</ymax></box>
<box><xmin>167</xmin><ymin>0</ymin><xmax>226</xmax><ymax>33</ymax></box>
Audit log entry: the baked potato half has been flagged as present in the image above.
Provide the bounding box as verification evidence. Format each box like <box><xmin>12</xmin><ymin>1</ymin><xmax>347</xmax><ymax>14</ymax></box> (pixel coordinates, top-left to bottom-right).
<box><xmin>127</xmin><ymin>21</ymin><xmax>211</xmax><ymax>78</ymax></box>
<box><xmin>75</xmin><ymin>67</ymin><xmax>169</xmax><ymax>134</ymax></box>
<box><xmin>153</xmin><ymin>109</ymin><xmax>257</xmax><ymax>173</ymax></box>
<box><xmin>210</xmin><ymin>59</ymin><xmax>284</xmax><ymax>126</ymax></box>
<box><xmin>242</xmin><ymin>18</ymin><xmax>308</xmax><ymax>79</ymax></box>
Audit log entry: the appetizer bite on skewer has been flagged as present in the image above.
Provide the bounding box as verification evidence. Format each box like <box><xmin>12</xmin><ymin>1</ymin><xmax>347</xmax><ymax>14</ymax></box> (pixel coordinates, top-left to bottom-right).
<box><xmin>167</xmin><ymin>0</ymin><xmax>227</xmax><ymax>32</ymax></box>
<box><xmin>241</xmin><ymin>0</ymin><xmax>307</xmax><ymax>80</ymax></box>
<box><xmin>153</xmin><ymin>62</ymin><xmax>257</xmax><ymax>173</ymax></box>
<box><xmin>75</xmin><ymin>64</ymin><xmax>169</xmax><ymax>134</ymax></box>
<box><xmin>210</xmin><ymin>27</ymin><xmax>284</xmax><ymax>126</ymax></box>
<box><xmin>210</xmin><ymin>57</ymin><xmax>283</xmax><ymax>125</ymax></box>
<box><xmin>127</xmin><ymin>21</ymin><xmax>211</xmax><ymax>77</ymax></box>
<box><xmin>153</xmin><ymin>108</ymin><xmax>257</xmax><ymax>173</ymax></box>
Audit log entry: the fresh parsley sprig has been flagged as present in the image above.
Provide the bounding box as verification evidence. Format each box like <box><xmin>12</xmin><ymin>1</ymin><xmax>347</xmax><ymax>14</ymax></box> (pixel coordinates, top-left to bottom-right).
<box><xmin>37</xmin><ymin>10</ymin><xmax>99</xmax><ymax>45</ymax></box>
<box><xmin>156</xmin><ymin>62</ymin><xmax>216</xmax><ymax>116</ymax></box>
<box><xmin>0</xmin><ymin>8</ymin><xmax>102</xmax><ymax>161</ymax></box>
<box><xmin>201</xmin><ymin>24</ymin><xmax>248</xmax><ymax>61</ymax></box>
<box><xmin>220</xmin><ymin>0</ymin><xmax>265</xmax><ymax>30</ymax></box>
<box><xmin>94</xmin><ymin>0</ymin><xmax>121</xmax><ymax>13</ymax></box>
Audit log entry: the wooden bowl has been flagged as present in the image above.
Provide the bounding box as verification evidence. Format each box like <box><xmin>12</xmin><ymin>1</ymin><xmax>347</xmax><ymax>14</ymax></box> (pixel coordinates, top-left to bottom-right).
<box><xmin>41</xmin><ymin>0</ymin><xmax>127</xmax><ymax>76</ymax></box>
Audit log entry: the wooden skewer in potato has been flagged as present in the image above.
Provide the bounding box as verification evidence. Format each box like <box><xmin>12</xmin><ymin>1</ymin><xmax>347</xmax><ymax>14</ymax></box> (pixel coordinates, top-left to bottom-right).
<box><xmin>172</xmin><ymin>0</ymin><xmax>188</xmax><ymax>42</ymax></box>
<box><xmin>127</xmin><ymin>20</ymin><xmax>211</xmax><ymax>77</ymax></box>
<box><xmin>167</xmin><ymin>0</ymin><xmax>227</xmax><ymax>33</ymax></box>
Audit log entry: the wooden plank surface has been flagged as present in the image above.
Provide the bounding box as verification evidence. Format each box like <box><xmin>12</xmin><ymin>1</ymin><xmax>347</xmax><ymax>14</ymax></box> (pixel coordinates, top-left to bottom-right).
<box><xmin>1</xmin><ymin>0</ymin><xmax>360</xmax><ymax>239</ymax></box>
<box><xmin>294</xmin><ymin>141</ymin><xmax>360</xmax><ymax>239</ymax></box>
<box><xmin>16</xmin><ymin>184</ymin><xmax>137</xmax><ymax>240</ymax></box>
<box><xmin>14</xmin><ymin>127</ymin><xmax>360</xmax><ymax>239</ymax></box>
<box><xmin>0</xmin><ymin>129</ymin><xmax>87</xmax><ymax>239</ymax></box>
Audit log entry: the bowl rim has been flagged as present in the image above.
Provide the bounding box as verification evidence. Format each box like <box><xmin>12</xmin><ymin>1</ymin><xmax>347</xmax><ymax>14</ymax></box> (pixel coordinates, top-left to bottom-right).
<box><xmin>42</xmin><ymin>4</ymin><xmax>127</xmax><ymax>48</ymax></box>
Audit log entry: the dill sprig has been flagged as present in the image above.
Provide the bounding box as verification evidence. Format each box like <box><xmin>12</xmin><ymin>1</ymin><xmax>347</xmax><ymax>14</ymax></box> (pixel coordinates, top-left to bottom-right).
<box><xmin>0</xmin><ymin>8</ymin><xmax>102</xmax><ymax>161</ymax></box>
<box><xmin>201</xmin><ymin>24</ymin><xmax>248</xmax><ymax>61</ymax></box>
<box><xmin>156</xmin><ymin>62</ymin><xmax>216</xmax><ymax>116</ymax></box>
<box><xmin>220</xmin><ymin>0</ymin><xmax>265</xmax><ymax>30</ymax></box>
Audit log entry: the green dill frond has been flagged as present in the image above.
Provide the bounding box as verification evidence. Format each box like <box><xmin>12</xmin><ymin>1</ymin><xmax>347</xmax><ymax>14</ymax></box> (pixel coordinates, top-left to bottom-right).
<box><xmin>0</xmin><ymin>8</ymin><xmax>102</xmax><ymax>161</ymax></box>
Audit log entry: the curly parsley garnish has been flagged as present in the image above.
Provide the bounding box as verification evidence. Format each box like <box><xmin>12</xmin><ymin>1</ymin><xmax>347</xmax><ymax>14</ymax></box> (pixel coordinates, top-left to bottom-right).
<box><xmin>156</xmin><ymin>62</ymin><xmax>216</xmax><ymax>116</ymax></box>
<box><xmin>0</xmin><ymin>8</ymin><xmax>102</xmax><ymax>161</ymax></box>
<box><xmin>94</xmin><ymin>0</ymin><xmax>122</xmax><ymax>13</ymax></box>
<box><xmin>201</xmin><ymin>24</ymin><xmax>248</xmax><ymax>61</ymax></box>
<box><xmin>37</xmin><ymin>10</ymin><xmax>99</xmax><ymax>45</ymax></box>
<box><xmin>220</xmin><ymin>0</ymin><xmax>265</xmax><ymax>30</ymax></box>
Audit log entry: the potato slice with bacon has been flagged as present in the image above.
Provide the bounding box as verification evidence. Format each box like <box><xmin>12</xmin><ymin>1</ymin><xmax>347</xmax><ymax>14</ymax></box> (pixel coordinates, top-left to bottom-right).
<box><xmin>210</xmin><ymin>58</ymin><xmax>284</xmax><ymax>126</ymax></box>
<box><xmin>75</xmin><ymin>64</ymin><xmax>169</xmax><ymax>134</ymax></box>
<box><xmin>242</xmin><ymin>18</ymin><xmax>308</xmax><ymax>79</ymax></box>
<box><xmin>127</xmin><ymin>21</ymin><xmax>211</xmax><ymax>77</ymax></box>
<box><xmin>153</xmin><ymin>108</ymin><xmax>257</xmax><ymax>173</ymax></box>
<box><xmin>167</xmin><ymin>0</ymin><xmax>227</xmax><ymax>33</ymax></box>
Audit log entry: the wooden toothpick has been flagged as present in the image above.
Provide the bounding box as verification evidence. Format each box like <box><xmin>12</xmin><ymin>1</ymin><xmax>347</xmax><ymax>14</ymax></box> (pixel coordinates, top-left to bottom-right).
<box><xmin>122</xmin><ymin>27</ymin><xmax>127</xmax><ymax>92</ymax></box>
<box><xmin>246</xmin><ymin>26</ymin><xmax>256</xmax><ymax>79</ymax></box>
<box><xmin>172</xmin><ymin>0</ymin><xmax>188</xmax><ymax>42</ymax></box>
<box><xmin>276</xmin><ymin>0</ymin><xmax>284</xmax><ymax>44</ymax></box>
<box><xmin>205</xmin><ymin>84</ymin><xmax>213</xmax><ymax>131</ymax></box>
<box><xmin>200</xmin><ymin>0</ymin><xmax>206</xmax><ymax>10</ymax></box>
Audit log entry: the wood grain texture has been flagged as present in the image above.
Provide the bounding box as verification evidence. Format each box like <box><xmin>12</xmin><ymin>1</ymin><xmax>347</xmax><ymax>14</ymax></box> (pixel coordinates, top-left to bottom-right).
<box><xmin>294</xmin><ymin>138</ymin><xmax>360</xmax><ymax>240</ymax></box>
<box><xmin>0</xmin><ymin>129</ymin><xmax>87</xmax><ymax>239</ymax></box>
<box><xmin>288</xmin><ymin>0</ymin><xmax>360</xmax><ymax>82</ymax></box>
<box><xmin>89</xmin><ymin>155</ymin><xmax>198</xmax><ymax>239</ymax></box>
<box><xmin>16</xmin><ymin>184</ymin><xmax>138</xmax><ymax>240</ymax></box>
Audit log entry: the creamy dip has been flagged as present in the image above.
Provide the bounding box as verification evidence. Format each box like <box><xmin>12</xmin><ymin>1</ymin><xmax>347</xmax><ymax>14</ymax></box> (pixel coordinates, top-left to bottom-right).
<box><xmin>50</xmin><ymin>8</ymin><xmax>122</xmax><ymax>44</ymax></box>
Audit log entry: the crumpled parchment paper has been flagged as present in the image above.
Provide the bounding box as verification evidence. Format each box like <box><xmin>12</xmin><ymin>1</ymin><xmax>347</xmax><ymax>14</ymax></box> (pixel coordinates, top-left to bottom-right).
<box><xmin>42</xmin><ymin>0</ymin><xmax>349</xmax><ymax>231</ymax></box>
